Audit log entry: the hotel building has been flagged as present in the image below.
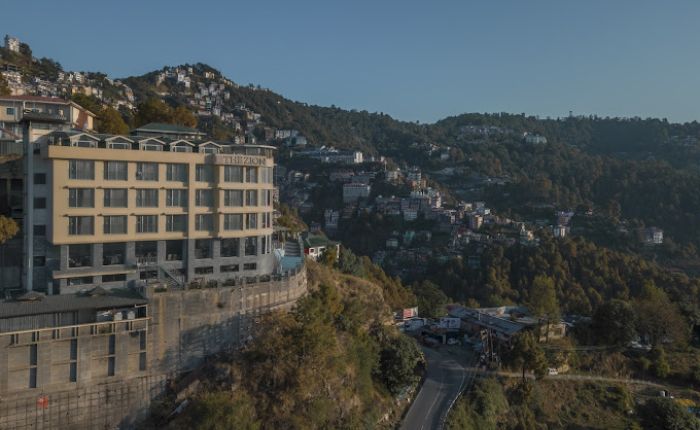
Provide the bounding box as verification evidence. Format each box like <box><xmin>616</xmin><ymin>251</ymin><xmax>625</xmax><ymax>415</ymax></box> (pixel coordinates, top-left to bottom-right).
<box><xmin>26</xmin><ymin>128</ymin><xmax>276</xmax><ymax>293</ymax></box>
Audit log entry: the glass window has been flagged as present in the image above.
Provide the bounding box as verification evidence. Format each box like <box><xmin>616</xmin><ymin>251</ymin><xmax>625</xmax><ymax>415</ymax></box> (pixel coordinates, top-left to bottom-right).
<box><xmin>224</xmin><ymin>166</ymin><xmax>243</xmax><ymax>182</ymax></box>
<box><xmin>195</xmin><ymin>164</ymin><xmax>214</xmax><ymax>182</ymax></box>
<box><xmin>104</xmin><ymin>161</ymin><xmax>127</xmax><ymax>180</ymax></box>
<box><xmin>224</xmin><ymin>214</ymin><xmax>243</xmax><ymax>230</ymax></box>
<box><xmin>166</xmin><ymin>163</ymin><xmax>188</xmax><ymax>181</ymax></box>
<box><xmin>260</xmin><ymin>167</ymin><xmax>274</xmax><ymax>184</ymax></box>
<box><xmin>200</xmin><ymin>146</ymin><xmax>219</xmax><ymax>154</ymax></box>
<box><xmin>33</xmin><ymin>173</ymin><xmax>46</xmax><ymax>184</ymax></box>
<box><xmin>136</xmin><ymin>215</ymin><xmax>158</xmax><ymax>233</ymax></box>
<box><xmin>68</xmin><ymin>160</ymin><xmax>94</xmax><ymax>180</ymax></box>
<box><xmin>69</xmin><ymin>244</ymin><xmax>92</xmax><ymax>267</ymax></box>
<box><xmin>261</xmin><ymin>212</ymin><xmax>272</xmax><ymax>228</ymax></box>
<box><xmin>33</xmin><ymin>225</ymin><xmax>46</xmax><ymax>236</ymax></box>
<box><xmin>136</xmin><ymin>162</ymin><xmax>158</xmax><ymax>181</ymax></box>
<box><xmin>245</xmin><ymin>190</ymin><xmax>258</xmax><ymax>206</ymax></box>
<box><xmin>68</xmin><ymin>216</ymin><xmax>93</xmax><ymax>235</ymax></box>
<box><xmin>245</xmin><ymin>167</ymin><xmax>258</xmax><ymax>183</ymax></box>
<box><xmin>166</xmin><ymin>240</ymin><xmax>183</xmax><ymax>261</ymax></box>
<box><xmin>67</xmin><ymin>276</ymin><xmax>93</xmax><ymax>286</ymax></box>
<box><xmin>221</xmin><ymin>238</ymin><xmax>240</xmax><ymax>257</ymax></box>
<box><xmin>68</xmin><ymin>188</ymin><xmax>94</xmax><ymax>208</ymax></box>
<box><xmin>104</xmin><ymin>188</ymin><xmax>128</xmax><ymax>208</ymax></box>
<box><xmin>224</xmin><ymin>189</ymin><xmax>243</xmax><ymax>206</ymax></box>
<box><xmin>243</xmin><ymin>263</ymin><xmax>257</xmax><ymax>271</ymax></box>
<box><xmin>194</xmin><ymin>239</ymin><xmax>212</xmax><ymax>259</ymax></box>
<box><xmin>244</xmin><ymin>236</ymin><xmax>257</xmax><ymax>256</ymax></box>
<box><xmin>136</xmin><ymin>189</ymin><xmax>158</xmax><ymax>207</ymax></box>
<box><xmin>141</xmin><ymin>143</ymin><xmax>162</xmax><ymax>151</ymax></box>
<box><xmin>107</xmin><ymin>142</ymin><xmax>130</xmax><ymax>150</ymax></box>
<box><xmin>220</xmin><ymin>264</ymin><xmax>239</xmax><ymax>273</ymax></box>
<box><xmin>195</xmin><ymin>214</ymin><xmax>213</xmax><ymax>231</ymax></box>
<box><xmin>103</xmin><ymin>242</ymin><xmax>126</xmax><ymax>265</ymax></box>
<box><xmin>135</xmin><ymin>241</ymin><xmax>157</xmax><ymax>262</ymax></box>
<box><xmin>103</xmin><ymin>274</ymin><xmax>126</xmax><ymax>282</ymax></box>
<box><xmin>166</xmin><ymin>214</ymin><xmax>187</xmax><ymax>232</ymax></box>
<box><xmin>34</xmin><ymin>197</ymin><xmax>46</xmax><ymax>209</ymax></box>
<box><xmin>245</xmin><ymin>213</ymin><xmax>258</xmax><ymax>229</ymax></box>
<box><xmin>171</xmin><ymin>144</ymin><xmax>192</xmax><ymax>152</ymax></box>
<box><xmin>103</xmin><ymin>216</ymin><xmax>127</xmax><ymax>234</ymax></box>
<box><xmin>6</xmin><ymin>107</ymin><xmax>15</xmax><ymax>115</ymax></box>
<box><xmin>195</xmin><ymin>266</ymin><xmax>214</xmax><ymax>274</ymax></box>
<box><xmin>195</xmin><ymin>189</ymin><xmax>214</xmax><ymax>207</ymax></box>
<box><xmin>166</xmin><ymin>189</ymin><xmax>188</xmax><ymax>207</ymax></box>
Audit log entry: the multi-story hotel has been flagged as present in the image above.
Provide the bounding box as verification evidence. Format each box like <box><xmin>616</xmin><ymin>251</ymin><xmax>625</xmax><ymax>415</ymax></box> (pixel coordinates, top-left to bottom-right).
<box><xmin>27</xmin><ymin>128</ymin><xmax>276</xmax><ymax>293</ymax></box>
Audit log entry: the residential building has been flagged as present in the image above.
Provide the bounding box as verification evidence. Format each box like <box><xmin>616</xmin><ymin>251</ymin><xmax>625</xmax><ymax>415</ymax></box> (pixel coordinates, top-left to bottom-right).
<box><xmin>524</xmin><ymin>133</ymin><xmax>548</xmax><ymax>144</ymax></box>
<box><xmin>0</xmin><ymin>96</ymin><xmax>96</xmax><ymax>142</ymax></box>
<box><xmin>343</xmin><ymin>182</ymin><xmax>371</xmax><ymax>203</ymax></box>
<box><xmin>552</xmin><ymin>224</ymin><xmax>570</xmax><ymax>238</ymax></box>
<box><xmin>302</xmin><ymin>232</ymin><xmax>340</xmax><ymax>261</ymax></box>
<box><xmin>4</xmin><ymin>34</ymin><xmax>20</xmax><ymax>53</ymax></box>
<box><xmin>15</xmin><ymin>128</ymin><xmax>277</xmax><ymax>293</ymax></box>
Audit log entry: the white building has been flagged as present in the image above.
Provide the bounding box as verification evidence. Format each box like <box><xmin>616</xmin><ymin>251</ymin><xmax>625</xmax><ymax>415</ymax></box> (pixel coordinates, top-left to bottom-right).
<box><xmin>4</xmin><ymin>35</ymin><xmax>20</xmax><ymax>53</ymax></box>
<box><xmin>343</xmin><ymin>182</ymin><xmax>371</xmax><ymax>203</ymax></box>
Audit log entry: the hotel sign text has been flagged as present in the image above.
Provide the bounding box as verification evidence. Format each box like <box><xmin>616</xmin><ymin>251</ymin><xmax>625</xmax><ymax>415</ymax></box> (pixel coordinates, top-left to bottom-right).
<box><xmin>214</xmin><ymin>154</ymin><xmax>269</xmax><ymax>166</ymax></box>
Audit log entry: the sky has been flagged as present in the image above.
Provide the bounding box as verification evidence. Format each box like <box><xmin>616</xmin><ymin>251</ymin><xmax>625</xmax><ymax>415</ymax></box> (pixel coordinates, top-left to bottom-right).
<box><xmin>2</xmin><ymin>0</ymin><xmax>700</xmax><ymax>123</ymax></box>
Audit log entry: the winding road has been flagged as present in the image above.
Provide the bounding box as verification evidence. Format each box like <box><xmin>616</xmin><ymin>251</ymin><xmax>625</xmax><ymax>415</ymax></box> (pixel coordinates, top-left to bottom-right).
<box><xmin>400</xmin><ymin>347</ymin><xmax>475</xmax><ymax>430</ymax></box>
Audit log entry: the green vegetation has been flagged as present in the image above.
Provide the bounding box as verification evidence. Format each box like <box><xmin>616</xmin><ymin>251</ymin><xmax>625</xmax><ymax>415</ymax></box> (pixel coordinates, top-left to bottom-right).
<box><xmin>0</xmin><ymin>216</ymin><xmax>19</xmax><ymax>244</ymax></box>
<box><xmin>134</xmin><ymin>98</ymin><xmax>197</xmax><ymax>128</ymax></box>
<box><xmin>153</xmin><ymin>262</ymin><xmax>422</xmax><ymax>430</ymax></box>
<box><xmin>637</xmin><ymin>397</ymin><xmax>700</xmax><ymax>430</ymax></box>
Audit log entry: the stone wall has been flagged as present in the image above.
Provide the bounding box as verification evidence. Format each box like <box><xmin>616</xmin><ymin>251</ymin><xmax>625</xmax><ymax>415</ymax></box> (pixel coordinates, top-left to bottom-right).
<box><xmin>0</xmin><ymin>267</ymin><xmax>307</xmax><ymax>429</ymax></box>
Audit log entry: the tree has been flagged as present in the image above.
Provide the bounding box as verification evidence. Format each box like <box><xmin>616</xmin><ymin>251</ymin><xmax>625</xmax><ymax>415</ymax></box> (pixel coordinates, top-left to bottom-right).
<box><xmin>318</xmin><ymin>246</ymin><xmax>338</xmax><ymax>268</ymax></box>
<box><xmin>0</xmin><ymin>75</ymin><xmax>10</xmax><ymax>96</ymax></box>
<box><xmin>528</xmin><ymin>275</ymin><xmax>559</xmax><ymax>342</ymax></box>
<box><xmin>635</xmin><ymin>282</ymin><xmax>688</xmax><ymax>347</ymax></box>
<box><xmin>134</xmin><ymin>98</ymin><xmax>174</xmax><ymax>127</ymax></box>
<box><xmin>98</xmin><ymin>106</ymin><xmax>129</xmax><ymax>135</ymax></box>
<box><xmin>411</xmin><ymin>280</ymin><xmax>449</xmax><ymax>318</ymax></box>
<box><xmin>637</xmin><ymin>398</ymin><xmax>700</xmax><ymax>430</ymax></box>
<box><xmin>507</xmin><ymin>332</ymin><xmax>548</xmax><ymax>381</ymax></box>
<box><xmin>375</xmin><ymin>333</ymin><xmax>422</xmax><ymax>395</ymax></box>
<box><xmin>174</xmin><ymin>391</ymin><xmax>260</xmax><ymax>430</ymax></box>
<box><xmin>172</xmin><ymin>105</ymin><xmax>198</xmax><ymax>128</ymax></box>
<box><xmin>0</xmin><ymin>216</ymin><xmax>19</xmax><ymax>244</ymax></box>
<box><xmin>650</xmin><ymin>346</ymin><xmax>671</xmax><ymax>379</ymax></box>
<box><xmin>591</xmin><ymin>300</ymin><xmax>637</xmax><ymax>346</ymax></box>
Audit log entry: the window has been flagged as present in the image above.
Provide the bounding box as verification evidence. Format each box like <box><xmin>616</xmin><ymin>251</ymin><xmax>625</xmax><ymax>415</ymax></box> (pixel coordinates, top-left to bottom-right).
<box><xmin>102</xmin><ymin>273</ymin><xmax>126</xmax><ymax>282</ymax></box>
<box><xmin>220</xmin><ymin>264</ymin><xmax>239</xmax><ymax>273</ymax></box>
<box><xmin>243</xmin><ymin>263</ymin><xmax>257</xmax><ymax>271</ymax></box>
<box><xmin>139</xmin><ymin>352</ymin><xmax>147</xmax><ymax>371</ymax></box>
<box><xmin>103</xmin><ymin>242</ymin><xmax>126</xmax><ymax>265</ymax></box>
<box><xmin>166</xmin><ymin>214</ymin><xmax>187</xmax><ymax>232</ymax></box>
<box><xmin>262</xmin><ymin>212</ymin><xmax>272</xmax><ymax>228</ymax></box>
<box><xmin>245</xmin><ymin>190</ymin><xmax>258</xmax><ymax>206</ymax></box>
<box><xmin>33</xmin><ymin>225</ymin><xmax>46</xmax><ymax>236</ymax></box>
<box><xmin>172</xmin><ymin>145</ymin><xmax>192</xmax><ymax>153</ymax></box>
<box><xmin>68</xmin><ymin>188</ymin><xmax>94</xmax><ymax>208</ymax></box>
<box><xmin>224</xmin><ymin>214</ymin><xmax>243</xmax><ymax>230</ymax></box>
<box><xmin>107</xmin><ymin>356</ymin><xmax>115</xmax><ymax>377</ymax></box>
<box><xmin>245</xmin><ymin>213</ymin><xmax>257</xmax><ymax>229</ymax></box>
<box><xmin>107</xmin><ymin>141</ymin><xmax>130</xmax><ymax>150</ymax></box>
<box><xmin>103</xmin><ymin>215</ymin><xmax>127</xmax><ymax>234</ymax></box>
<box><xmin>33</xmin><ymin>173</ymin><xmax>46</xmax><ymax>184</ymax></box>
<box><xmin>6</xmin><ymin>107</ymin><xmax>15</xmax><ymax>115</ymax></box>
<box><xmin>224</xmin><ymin>189</ymin><xmax>243</xmax><ymax>206</ymax></box>
<box><xmin>195</xmin><ymin>189</ymin><xmax>214</xmax><ymax>207</ymax></box>
<box><xmin>166</xmin><ymin>163</ymin><xmax>187</xmax><ymax>182</ymax></box>
<box><xmin>33</xmin><ymin>256</ymin><xmax>46</xmax><ymax>267</ymax></box>
<box><xmin>68</xmin><ymin>160</ymin><xmax>94</xmax><ymax>180</ymax></box>
<box><xmin>195</xmin><ymin>214</ymin><xmax>213</xmax><ymax>231</ymax></box>
<box><xmin>104</xmin><ymin>188</ymin><xmax>128</xmax><ymax>207</ymax></box>
<box><xmin>68</xmin><ymin>216</ymin><xmax>93</xmax><ymax>235</ymax></box>
<box><xmin>136</xmin><ymin>215</ymin><xmax>158</xmax><ymax>233</ymax></box>
<box><xmin>221</xmin><ymin>238</ymin><xmax>240</xmax><ymax>257</ymax></box>
<box><xmin>166</xmin><ymin>240</ymin><xmax>183</xmax><ymax>261</ymax></box>
<box><xmin>194</xmin><ymin>266</ymin><xmax>214</xmax><ymax>274</ymax></box>
<box><xmin>34</xmin><ymin>197</ymin><xmax>46</xmax><ymax>209</ymax></box>
<box><xmin>104</xmin><ymin>161</ymin><xmax>127</xmax><ymax>180</ymax></box>
<box><xmin>196</xmin><ymin>164</ymin><xmax>214</xmax><ymax>182</ymax></box>
<box><xmin>194</xmin><ymin>239</ymin><xmax>212</xmax><ymax>259</ymax></box>
<box><xmin>141</xmin><ymin>142</ymin><xmax>162</xmax><ymax>151</ymax></box>
<box><xmin>166</xmin><ymin>189</ymin><xmax>187</xmax><ymax>207</ymax></box>
<box><xmin>262</xmin><ymin>190</ymin><xmax>272</xmax><ymax>206</ymax></box>
<box><xmin>140</xmin><ymin>270</ymin><xmax>157</xmax><ymax>280</ymax></box>
<box><xmin>261</xmin><ymin>167</ymin><xmax>274</xmax><ymax>184</ymax></box>
<box><xmin>244</xmin><ymin>236</ymin><xmax>257</xmax><ymax>256</ymax></box>
<box><xmin>135</xmin><ymin>241</ymin><xmax>157</xmax><ymax>263</ymax></box>
<box><xmin>75</xmin><ymin>139</ymin><xmax>97</xmax><ymax>148</ymax></box>
<box><xmin>200</xmin><ymin>145</ymin><xmax>219</xmax><ymax>154</ymax></box>
<box><xmin>67</xmin><ymin>276</ymin><xmax>93</xmax><ymax>286</ymax></box>
<box><xmin>224</xmin><ymin>166</ymin><xmax>243</xmax><ymax>182</ymax></box>
<box><xmin>245</xmin><ymin>167</ymin><xmax>258</xmax><ymax>183</ymax></box>
<box><xmin>136</xmin><ymin>189</ymin><xmax>158</xmax><ymax>207</ymax></box>
<box><xmin>136</xmin><ymin>162</ymin><xmax>158</xmax><ymax>181</ymax></box>
<box><xmin>69</xmin><ymin>244</ymin><xmax>91</xmax><ymax>267</ymax></box>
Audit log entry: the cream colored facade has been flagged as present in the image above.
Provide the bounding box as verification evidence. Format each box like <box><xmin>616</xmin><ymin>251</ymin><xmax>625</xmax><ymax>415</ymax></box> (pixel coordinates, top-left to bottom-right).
<box><xmin>28</xmin><ymin>132</ymin><xmax>277</xmax><ymax>293</ymax></box>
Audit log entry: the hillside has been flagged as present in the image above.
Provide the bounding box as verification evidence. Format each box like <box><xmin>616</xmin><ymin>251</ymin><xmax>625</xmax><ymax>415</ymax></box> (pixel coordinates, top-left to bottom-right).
<box><xmin>141</xmin><ymin>260</ymin><xmax>423</xmax><ymax>430</ymax></box>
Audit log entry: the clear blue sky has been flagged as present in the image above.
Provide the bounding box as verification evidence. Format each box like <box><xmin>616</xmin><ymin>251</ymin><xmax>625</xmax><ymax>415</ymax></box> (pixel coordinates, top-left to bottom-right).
<box><xmin>2</xmin><ymin>0</ymin><xmax>700</xmax><ymax>123</ymax></box>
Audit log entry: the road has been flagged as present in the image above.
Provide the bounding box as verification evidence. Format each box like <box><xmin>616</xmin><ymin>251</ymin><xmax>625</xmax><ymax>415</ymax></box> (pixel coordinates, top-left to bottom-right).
<box><xmin>401</xmin><ymin>346</ymin><xmax>475</xmax><ymax>430</ymax></box>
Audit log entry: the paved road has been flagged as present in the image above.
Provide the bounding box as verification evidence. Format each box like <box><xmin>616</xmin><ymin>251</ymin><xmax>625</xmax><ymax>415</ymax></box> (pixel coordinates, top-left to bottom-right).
<box><xmin>401</xmin><ymin>347</ymin><xmax>473</xmax><ymax>430</ymax></box>
<box><xmin>465</xmin><ymin>367</ymin><xmax>667</xmax><ymax>388</ymax></box>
